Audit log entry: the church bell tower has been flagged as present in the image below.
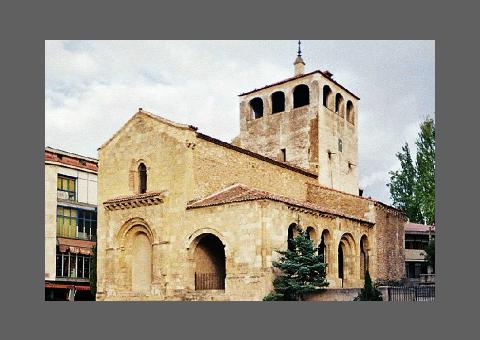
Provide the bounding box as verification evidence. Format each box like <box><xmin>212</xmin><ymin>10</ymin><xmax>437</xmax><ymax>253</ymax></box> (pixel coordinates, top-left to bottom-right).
<box><xmin>235</xmin><ymin>41</ymin><xmax>360</xmax><ymax>195</ymax></box>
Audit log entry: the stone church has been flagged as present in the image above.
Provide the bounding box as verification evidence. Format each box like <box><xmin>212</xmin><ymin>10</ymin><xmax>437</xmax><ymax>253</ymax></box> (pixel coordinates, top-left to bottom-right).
<box><xmin>96</xmin><ymin>47</ymin><xmax>406</xmax><ymax>301</ymax></box>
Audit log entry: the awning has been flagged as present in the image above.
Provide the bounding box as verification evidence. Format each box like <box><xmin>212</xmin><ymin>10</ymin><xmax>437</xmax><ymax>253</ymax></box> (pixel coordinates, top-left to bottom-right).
<box><xmin>45</xmin><ymin>282</ymin><xmax>90</xmax><ymax>291</ymax></box>
<box><xmin>57</xmin><ymin>237</ymin><xmax>95</xmax><ymax>255</ymax></box>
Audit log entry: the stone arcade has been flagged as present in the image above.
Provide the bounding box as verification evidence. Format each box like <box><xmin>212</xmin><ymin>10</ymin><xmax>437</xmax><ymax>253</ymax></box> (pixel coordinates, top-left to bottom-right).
<box><xmin>96</xmin><ymin>48</ymin><xmax>406</xmax><ymax>301</ymax></box>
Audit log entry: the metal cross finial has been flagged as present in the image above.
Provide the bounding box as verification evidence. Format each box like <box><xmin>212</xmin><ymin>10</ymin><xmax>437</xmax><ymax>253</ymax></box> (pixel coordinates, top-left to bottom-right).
<box><xmin>297</xmin><ymin>40</ymin><xmax>302</xmax><ymax>57</ymax></box>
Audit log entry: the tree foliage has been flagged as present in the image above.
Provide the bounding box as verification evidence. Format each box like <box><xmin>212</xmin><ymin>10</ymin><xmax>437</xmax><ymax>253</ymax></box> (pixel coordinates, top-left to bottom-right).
<box><xmin>89</xmin><ymin>245</ymin><xmax>97</xmax><ymax>299</ymax></box>
<box><xmin>388</xmin><ymin>117</ymin><xmax>435</xmax><ymax>224</ymax></box>
<box><xmin>263</xmin><ymin>229</ymin><xmax>329</xmax><ymax>301</ymax></box>
<box><xmin>353</xmin><ymin>270</ymin><xmax>383</xmax><ymax>301</ymax></box>
<box><xmin>423</xmin><ymin>238</ymin><xmax>435</xmax><ymax>271</ymax></box>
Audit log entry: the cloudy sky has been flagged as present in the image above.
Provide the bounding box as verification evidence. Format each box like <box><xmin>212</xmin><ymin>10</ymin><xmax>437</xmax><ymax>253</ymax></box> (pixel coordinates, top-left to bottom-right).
<box><xmin>45</xmin><ymin>40</ymin><xmax>435</xmax><ymax>204</ymax></box>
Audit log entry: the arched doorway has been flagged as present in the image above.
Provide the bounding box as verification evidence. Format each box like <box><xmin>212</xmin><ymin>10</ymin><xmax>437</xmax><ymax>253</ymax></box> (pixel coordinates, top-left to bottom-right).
<box><xmin>194</xmin><ymin>234</ymin><xmax>226</xmax><ymax>290</ymax></box>
<box><xmin>360</xmin><ymin>235</ymin><xmax>369</xmax><ymax>279</ymax></box>
<box><xmin>131</xmin><ymin>232</ymin><xmax>152</xmax><ymax>293</ymax></box>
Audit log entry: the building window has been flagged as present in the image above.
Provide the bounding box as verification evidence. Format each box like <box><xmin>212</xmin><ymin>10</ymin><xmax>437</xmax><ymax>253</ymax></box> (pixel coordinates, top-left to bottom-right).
<box><xmin>57</xmin><ymin>207</ymin><xmax>97</xmax><ymax>240</ymax></box>
<box><xmin>56</xmin><ymin>250</ymin><xmax>91</xmax><ymax>279</ymax></box>
<box><xmin>77</xmin><ymin>209</ymin><xmax>97</xmax><ymax>240</ymax></box>
<box><xmin>280</xmin><ymin>148</ymin><xmax>286</xmax><ymax>162</ymax></box>
<box><xmin>57</xmin><ymin>206</ymin><xmax>77</xmax><ymax>238</ymax></box>
<box><xmin>57</xmin><ymin>175</ymin><xmax>76</xmax><ymax>201</ymax></box>
<box><xmin>138</xmin><ymin>163</ymin><xmax>147</xmax><ymax>194</ymax></box>
<box><xmin>338</xmin><ymin>138</ymin><xmax>343</xmax><ymax>152</ymax></box>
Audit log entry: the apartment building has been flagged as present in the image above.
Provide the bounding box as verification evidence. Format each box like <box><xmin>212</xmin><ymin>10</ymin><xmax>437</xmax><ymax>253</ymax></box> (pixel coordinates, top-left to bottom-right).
<box><xmin>44</xmin><ymin>147</ymin><xmax>98</xmax><ymax>301</ymax></box>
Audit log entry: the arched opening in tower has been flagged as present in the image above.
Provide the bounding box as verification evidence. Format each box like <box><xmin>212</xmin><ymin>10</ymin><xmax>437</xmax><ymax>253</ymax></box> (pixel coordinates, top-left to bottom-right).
<box><xmin>249</xmin><ymin>97</ymin><xmax>264</xmax><ymax>119</ymax></box>
<box><xmin>271</xmin><ymin>91</ymin><xmax>285</xmax><ymax>113</ymax></box>
<box><xmin>293</xmin><ymin>84</ymin><xmax>310</xmax><ymax>108</ymax></box>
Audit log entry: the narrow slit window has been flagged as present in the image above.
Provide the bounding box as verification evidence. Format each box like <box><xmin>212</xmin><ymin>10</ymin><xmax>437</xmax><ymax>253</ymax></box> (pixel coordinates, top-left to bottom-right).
<box><xmin>138</xmin><ymin>163</ymin><xmax>147</xmax><ymax>194</ymax></box>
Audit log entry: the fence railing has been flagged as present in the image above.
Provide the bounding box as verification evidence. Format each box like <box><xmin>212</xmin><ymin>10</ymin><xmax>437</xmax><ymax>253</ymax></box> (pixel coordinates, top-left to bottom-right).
<box><xmin>195</xmin><ymin>272</ymin><xmax>225</xmax><ymax>290</ymax></box>
<box><xmin>387</xmin><ymin>286</ymin><xmax>435</xmax><ymax>301</ymax></box>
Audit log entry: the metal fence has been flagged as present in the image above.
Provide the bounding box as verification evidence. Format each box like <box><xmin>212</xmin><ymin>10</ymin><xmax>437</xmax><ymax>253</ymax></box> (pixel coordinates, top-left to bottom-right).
<box><xmin>387</xmin><ymin>286</ymin><xmax>435</xmax><ymax>301</ymax></box>
<box><xmin>195</xmin><ymin>272</ymin><xmax>225</xmax><ymax>290</ymax></box>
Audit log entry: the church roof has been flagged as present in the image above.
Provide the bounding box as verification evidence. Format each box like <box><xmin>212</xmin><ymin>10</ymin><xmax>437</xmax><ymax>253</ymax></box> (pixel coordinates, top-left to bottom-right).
<box><xmin>238</xmin><ymin>69</ymin><xmax>360</xmax><ymax>100</ymax></box>
<box><xmin>187</xmin><ymin>183</ymin><xmax>373</xmax><ymax>225</ymax></box>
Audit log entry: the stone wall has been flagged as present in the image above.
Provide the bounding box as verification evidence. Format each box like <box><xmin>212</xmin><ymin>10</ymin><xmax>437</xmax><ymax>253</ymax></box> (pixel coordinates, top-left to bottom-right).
<box><xmin>193</xmin><ymin>135</ymin><xmax>318</xmax><ymax>201</ymax></box>
<box><xmin>372</xmin><ymin>205</ymin><xmax>406</xmax><ymax>282</ymax></box>
<box><xmin>306</xmin><ymin>182</ymin><xmax>374</xmax><ymax>221</ymax></box>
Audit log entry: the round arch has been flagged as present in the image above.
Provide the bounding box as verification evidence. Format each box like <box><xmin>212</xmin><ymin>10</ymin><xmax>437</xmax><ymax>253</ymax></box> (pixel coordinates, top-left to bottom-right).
<box><xmin>360</xmin><ymin>235</ymin><xmax>369</xmax><ymax>279</ymax></box>
<box><xmin>293</xmin><ymin>84</ymin><xmax>310</xmax><ymax>108</ymax></box>
<box><xmin>306</xmin><ymin>226</ymin><xmax>318</xmax><ymax>244</ymax></box>
<box><xmin>338</xmin><ymin>233</ymin><xmax>356</xmax><ymax>287</ymax></box>
<box><xmin>115</xmin><ymin>217</ymin><xmax>156</xmax><ymax>249</ymax></box>
<box><xmin>190</xmin><ymin>233</ymin><xmax>226</xmax><ymax>290</ymax></box>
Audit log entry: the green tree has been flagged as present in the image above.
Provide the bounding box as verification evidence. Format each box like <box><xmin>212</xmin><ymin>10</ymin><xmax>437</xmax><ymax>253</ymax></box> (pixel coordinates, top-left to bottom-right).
<box><xmin>388</xmin><ymin>117</ymin><xmax>435</xmax><ymax>225</ymax></box>
<box><xmin>415</xmin><ymin>118</ymin><xmax>435</xmax><ymax>225</ymax></box>
<box><xmin>388</xmin><ymin>143</ymin><xmax>422</xmax><ymax>223</ymax></box>
<box><xmin>89</xmin><ymin>245</ymin><xmax>97</xmax><ymax>300</ymax></box>
<box><xmin>263</xmin><ymin>229</ymin><xmax>329</xmax><ymax>301</ymax></box>
<box><xmin>354</xmin><ymin>270</ymin><xmax>383</xmax><ymax>301</ymax></box>
<box><xmin>423</xmin><ymin>238</ymin><xmax>435</xmax><ymax>271</ymax></box>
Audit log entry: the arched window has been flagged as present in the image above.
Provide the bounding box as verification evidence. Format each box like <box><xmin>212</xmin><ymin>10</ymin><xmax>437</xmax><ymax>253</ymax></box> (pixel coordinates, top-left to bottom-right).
<box><xmin>271</xmin><ymin>91</ymin><xmax>285</xmax><ymax>114</ymax></box>
<box><xmin>293</xmin><ymin>84</ymin><xmax>310</xmax><ymax>108</ymax></box>
<box><xmin>346</xmin><ymin>100</ymin><xmax>355</xmax><ymax>124</ymax></box>
<box><xmin>335</xmin><ymin>93</ymin><xmax>344</xmax><ymax>116</ymax></box>
<box><xmin>194</xmin><ymin>234</ymin><xmax>226</xmax><ymax>290</ymax></box>
<box><xmin>323</xmin><ymin>85</ymin><xmax>332</xmax><ymax>109</ymax></box>
<box><xmin>138</xmin><ymin>163</ymin><xmax>147</xmax><ymax>194</ymax></box>
<box><xmin>249</xmin><ymin>97</ymin><xmax>264</xmax><ymax>119</ymax></box>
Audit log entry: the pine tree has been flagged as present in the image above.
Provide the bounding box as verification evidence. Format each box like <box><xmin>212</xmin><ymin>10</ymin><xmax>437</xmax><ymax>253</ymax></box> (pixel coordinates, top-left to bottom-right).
<box><xmin>264</xmin><ymin>229</ymin><xmax>329</xmax><ymax>301</ymax></box>
<box><xmin>354</xmin><ymin>270</ymin><xmax>382</xmax><ymax>301</ymax></box>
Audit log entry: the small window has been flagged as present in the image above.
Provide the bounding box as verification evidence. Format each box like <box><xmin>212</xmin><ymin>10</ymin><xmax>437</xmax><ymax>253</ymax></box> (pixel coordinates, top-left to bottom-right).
<box><xmin>338</xmin><ymin>139</ymin><xmax>343</xmax><ymax>152</ymax></box>
<box><xmin>280</xmin><ymin>148</ymin><xmax>286</xmax><ymax>162</ymax></box>
<box><xmin>138</xmin><ymin>163</ymin><xmax>147</xmax><ymax>194</ymax></box>
<box><xmin>57</xmin><ymin>175</ymin><xmax>76</xmax><ymax>201</ymax></box>
<box><xmin>249</xmin><ymin>97</ymin><xmax>264</xmax><ymax>119</ymax></box>
<box><xmin>271</xmin><ymin>91</ymin><xmax>285</xmax><ymax>113</ymax></box>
